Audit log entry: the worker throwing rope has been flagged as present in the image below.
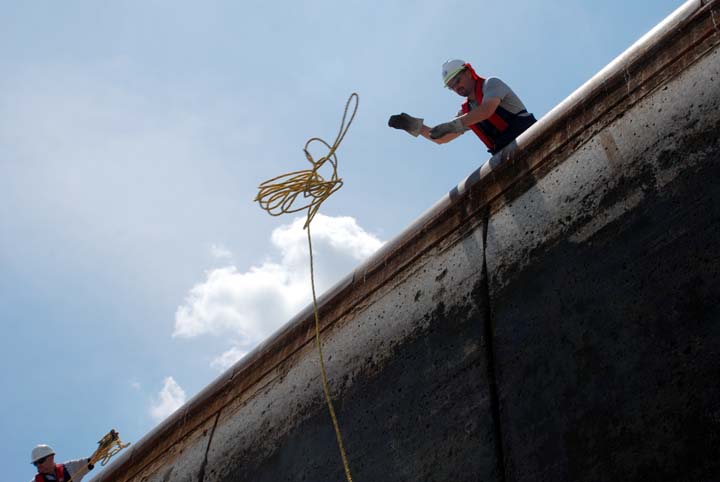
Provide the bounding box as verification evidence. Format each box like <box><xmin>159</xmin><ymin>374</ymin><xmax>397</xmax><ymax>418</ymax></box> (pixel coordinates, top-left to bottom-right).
<box><xmin>255</xmin><ymin>92</ymin><xmax>359</xmax><ymax>482</ymax></box>
<box><xmin>389</xmin><ymin>59</ymin><xmax>536</xmax><ymax>155</ymax></box>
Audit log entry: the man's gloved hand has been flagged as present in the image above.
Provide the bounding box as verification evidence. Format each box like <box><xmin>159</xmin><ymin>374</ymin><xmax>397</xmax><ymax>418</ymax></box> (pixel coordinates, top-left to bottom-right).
<box><xmin>388</xmin><ymin>113</ymin><xmax>424</xmax><ymax>137</ymax></box>
<box><xmin>429</xmin><ymin>118</ymin><xmax>465</xmax><ymax>139</ymax></box>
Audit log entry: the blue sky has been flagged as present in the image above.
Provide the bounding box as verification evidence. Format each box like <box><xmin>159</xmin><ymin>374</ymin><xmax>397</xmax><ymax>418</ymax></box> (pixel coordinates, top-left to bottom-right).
<box><xmin>1</xmin><ymin>1</ymin><xmax>681</xmax><ymax>479</ymax></box>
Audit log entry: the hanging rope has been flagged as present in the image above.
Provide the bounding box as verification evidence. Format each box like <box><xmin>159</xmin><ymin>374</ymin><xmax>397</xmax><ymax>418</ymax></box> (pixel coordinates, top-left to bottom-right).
<box><xmin>255</xmin><ymin>92</ymin><xmax>359</xmax><ymax>482</ymax></box>
<box><xmin>66</xmin><ymin>429</ymin><xmax>130</xmax><ymax>482</ymax></box>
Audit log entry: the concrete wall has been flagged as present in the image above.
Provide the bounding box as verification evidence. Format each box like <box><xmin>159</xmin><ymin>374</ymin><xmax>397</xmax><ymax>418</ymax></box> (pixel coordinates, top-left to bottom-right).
<box><xmin>487</xmin><ymin>23</ymin><xmax>720</xmax><ymax>482</ymax></box>
<box><xmin>93</xmin><ymin>1</ymin><xmax>720</xmax><ymax>481</ymax></box>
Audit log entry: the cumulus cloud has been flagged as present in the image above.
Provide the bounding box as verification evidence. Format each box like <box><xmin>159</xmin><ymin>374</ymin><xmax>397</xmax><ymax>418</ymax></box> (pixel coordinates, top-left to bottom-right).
<box><xmin>150</xmin><ymin>377</ymin><xmax>187</xmax><ymax>423</ymax></box>
<box><xmin>174</xmin><ymin>214</ymin><xmax>383</xmax><ymax>369</ymax></box>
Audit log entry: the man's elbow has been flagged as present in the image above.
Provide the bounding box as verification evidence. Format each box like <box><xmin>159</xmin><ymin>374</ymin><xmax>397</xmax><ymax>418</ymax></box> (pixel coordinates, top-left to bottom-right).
<box><xmin>433</xmin><ymin>131</ymin><xmax>463</xmax><ymax>144</ymax></box>
<box><xmin>421</xmin><ymin>133</ymin><xmax>450</xmax><ymax>144</ymax></box>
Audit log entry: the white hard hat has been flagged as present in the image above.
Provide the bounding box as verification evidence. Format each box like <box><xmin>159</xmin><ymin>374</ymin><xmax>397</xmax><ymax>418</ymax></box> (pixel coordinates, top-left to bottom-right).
<box><xmin>442</xmin><ymin>59</ymin><xmax>467</xmax><ymax>86</ymax></box>
<box><xmin>31</xmin><ymin>444</ymin><xmax>55</xmax><ymax>464</ymax></box>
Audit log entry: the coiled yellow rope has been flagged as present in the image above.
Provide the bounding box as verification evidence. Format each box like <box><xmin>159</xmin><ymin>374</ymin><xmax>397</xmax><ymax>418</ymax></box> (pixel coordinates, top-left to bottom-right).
<box><xmin>66</xmin><ymin>429</ymin><xmax>130</xmax><ymax>482</ymax></box>
<box><xmin>255</xmin><ymin>92</ymin><xmax>359</xmax><ymax>482</ymax></box>
<box><xmin>90</xmin><ymin>429</ymin><xmax>130</xmax><ymax>467</ymax></box>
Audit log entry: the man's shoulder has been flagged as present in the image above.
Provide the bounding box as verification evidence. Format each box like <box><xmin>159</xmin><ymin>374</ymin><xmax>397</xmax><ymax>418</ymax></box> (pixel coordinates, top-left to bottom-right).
<box><xmin>483</xmin><ymin>77</ymin><xmax>509</xmax><ymax>89</ymax></box>
<box><xmin>482</xmin><ymin>77</ymin><xmax>512</xmax><ymax>99</ymax></box>
<box><xmin>63</xmin><ymin>458</ymin><xmax>85</xmax><ymax>473</ymax></box>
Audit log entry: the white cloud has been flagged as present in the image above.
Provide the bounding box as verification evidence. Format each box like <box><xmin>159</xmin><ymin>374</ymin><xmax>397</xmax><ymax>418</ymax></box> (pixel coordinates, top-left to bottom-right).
<box><xmin>149</xmin><ymin>377</ymin><xmax>187</xmax><ymax>423</ymax></box>
<box><xmin>210</xmin><ymin>244</ymin><xmax>233</xmax><ymax>259</ymax></box>
<box><xmin>210</xmin><ymin>346</ymin><xmax>247</xmax><ymax>371</ymax></box>
<box><xmin>174</xmin><ymin>214</ymin><xmax>383</xmax><ymax>369</ymax></box>
<box><xmin>129</xmin><ymin>379</ymin><xmax>141</xmax><ymax>391</ymax></box>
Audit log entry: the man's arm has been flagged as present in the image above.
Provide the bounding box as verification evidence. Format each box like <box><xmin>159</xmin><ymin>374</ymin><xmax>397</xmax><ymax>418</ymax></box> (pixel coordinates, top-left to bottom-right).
<box><xmin>63</xmin><ymin>458</ymin><xmax>94</xmax><ymax>482</ymax></box>
<box><xmin>458</xmin><ymin>96</ymin><xmax>502</xmax><ymax>127</ymax></box>
<box><xmin>388</xmin><ymin>112</ymin><xmax>465</xmax><ymax>144</ymax></box>
<box><xmin>429</xmin><ymin>96</ymin><xmax>502</xmax><ymax>139</ymax></box>
<box><xmin>419</xmin><ymin>125</ymin><xmax>463</xmax><ymax>144</ymax></box>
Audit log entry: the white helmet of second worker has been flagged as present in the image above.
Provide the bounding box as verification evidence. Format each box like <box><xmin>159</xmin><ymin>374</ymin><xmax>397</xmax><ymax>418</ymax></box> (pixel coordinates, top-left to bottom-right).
<box><xmin>442</xmin><ymin>59</ymin><xmax>467</xmax><ymax>87</ymax></box>
<box><xmin>31</xmin><ymin>444</ymin><xmax>55</xmax><ymax>464</ymax></box>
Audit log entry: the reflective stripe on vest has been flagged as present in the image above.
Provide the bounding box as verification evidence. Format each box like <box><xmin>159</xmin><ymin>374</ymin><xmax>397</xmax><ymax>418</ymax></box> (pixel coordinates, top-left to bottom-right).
<box><xmin>35</xmin><ymin>464</ymin><xmax>66</xmax><ymax>482</ymax></box>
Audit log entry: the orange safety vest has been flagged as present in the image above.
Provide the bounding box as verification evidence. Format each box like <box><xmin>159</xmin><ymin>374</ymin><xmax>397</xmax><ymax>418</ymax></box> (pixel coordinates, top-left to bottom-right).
<box><xmin>460</xmin><ymin>63</ymin><xmax>530</xmax><ymax>154</ymax></box>
<box><xmin>35</xmin><ymin>464</ymin><xmax>67</xmax><ymax>482</ymax></box>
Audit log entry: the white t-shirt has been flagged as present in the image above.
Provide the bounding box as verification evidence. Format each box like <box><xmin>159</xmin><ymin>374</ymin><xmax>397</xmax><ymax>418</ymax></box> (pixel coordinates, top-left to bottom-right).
<box><xmin>469</xmin><ymin>77</ymin><xmax>531</xmax><ymax>116</ymax></box>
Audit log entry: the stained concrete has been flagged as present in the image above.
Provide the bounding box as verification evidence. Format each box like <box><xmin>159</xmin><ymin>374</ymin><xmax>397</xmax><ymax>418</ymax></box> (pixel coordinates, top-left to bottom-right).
<box><xmin>486</xmin><ymin>42</ymin><xmax>720</xmax><ymax>482</ymax></box>
<box><xmin>202</xmin><ymin>227</ymin><xmax>497</xmax><ymax>482</ymax></box>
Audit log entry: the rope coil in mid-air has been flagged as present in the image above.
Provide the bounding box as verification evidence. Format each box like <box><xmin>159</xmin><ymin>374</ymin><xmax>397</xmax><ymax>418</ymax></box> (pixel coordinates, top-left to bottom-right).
<box><xmin>256</xmin><ymin>92</ymin><xmax>358</xmax><ymax>228</ymax></box>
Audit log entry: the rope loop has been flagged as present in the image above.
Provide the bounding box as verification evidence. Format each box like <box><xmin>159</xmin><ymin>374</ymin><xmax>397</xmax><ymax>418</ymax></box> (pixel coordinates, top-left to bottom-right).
<box><xmin>65</xmin><ymin>429</ymin><xmax>130</xmax><ymax>482</ymax></box>
<box><xmin>91</xmin><ymin>429</ymin><xmax>131</xmax><ymax>467</ymax></box>
<box><xmin>256</xmin><ymin>93</ymin><xmax>358</xmax><ymax>228</ymax></box>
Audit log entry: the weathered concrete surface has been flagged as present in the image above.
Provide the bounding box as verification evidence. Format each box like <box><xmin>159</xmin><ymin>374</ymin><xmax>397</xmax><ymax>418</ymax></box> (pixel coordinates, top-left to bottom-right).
<box><xmin>92</xmin><ymin>1</ymin><xmax>720</xmax><ymax>481</ymax></box>
<box><xmin>204</xmin><ymin>236</ymin><xmax>496</xmax><ymax>482</ymax></box>
<box><xmin>483</xmin><ymin>2</ymin><xmax>720</xmax><ymax>479</ymax></box>
<box><xmin>488</xmin><ymin>54</ymin><xmax>720</xmax><ymax>482</ymax></box>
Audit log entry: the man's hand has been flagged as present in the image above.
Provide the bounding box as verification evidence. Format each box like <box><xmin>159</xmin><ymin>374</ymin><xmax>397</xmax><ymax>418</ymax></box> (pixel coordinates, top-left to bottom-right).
<box><xmin>388</xmin><ymin>113</ymin><xmax>424</xmax><ymax>137</ymax></box>
<box><xmin>429</xmin><ymin>118</ymin><xmax>465</xmax><ymax>139</ymax></box>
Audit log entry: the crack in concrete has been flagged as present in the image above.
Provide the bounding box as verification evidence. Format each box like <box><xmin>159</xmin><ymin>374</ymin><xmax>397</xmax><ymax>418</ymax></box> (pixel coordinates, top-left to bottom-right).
<box><xmin>624</xmin><ymin>67</ymin><xmax>632</xmax><ymax>96</ymax></box>
<box><xmin>198</xmin><ymin>412</ymin><xmax>222</xmax><ymax>482</ymax></box>
<box><xmin>481</xmin><ymin>210</ymin><xmax>508</xmax><ymax>482</ymax></box>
